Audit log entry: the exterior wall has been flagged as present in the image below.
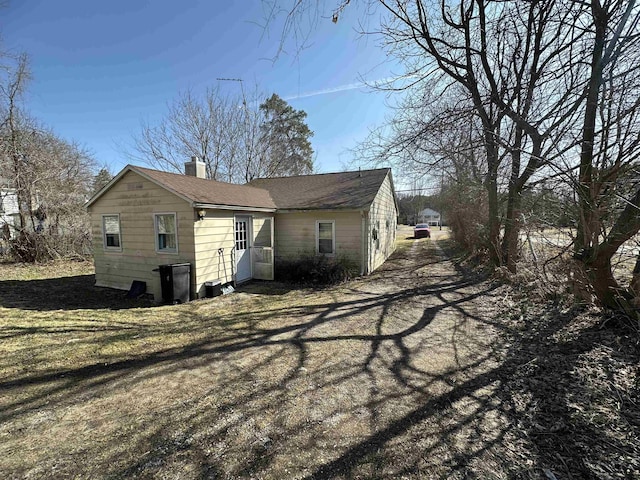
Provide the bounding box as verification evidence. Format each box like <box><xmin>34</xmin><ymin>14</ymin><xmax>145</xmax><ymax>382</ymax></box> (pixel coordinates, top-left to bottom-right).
<box><xmin>192</xmin><ymin>211</ymin><xmax>274</xmax><ymax>296</ymax></box>
<box><xmin>273</xmin><ymin>210</ymin><xmax>363</xmax><ymax>270</ymax></box>
<box><xmin>88</xmin><ymin>171</ymin><xmax>196</xmax><ymax>301</ymax></box>
<box><xmin>193</xmin><ymin>210</ymin><xmax>234</xmax><ymax>297</ymax></box>
<box><xmin>368</xmin><ymin>173</ymin><xmax>398</xmax><ymax>273</ymax></box>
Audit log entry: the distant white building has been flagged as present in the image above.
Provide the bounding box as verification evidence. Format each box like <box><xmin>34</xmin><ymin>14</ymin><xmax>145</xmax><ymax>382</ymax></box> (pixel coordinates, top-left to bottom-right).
<box><xmin>417</xmin><ymin>207</ymin><xmax>441</xmax><ymax>226</ymax></box>
<box><xmin>0</xmin><ymin>187</ymin><xmax>20</xmax><ymax>241</ymax></box>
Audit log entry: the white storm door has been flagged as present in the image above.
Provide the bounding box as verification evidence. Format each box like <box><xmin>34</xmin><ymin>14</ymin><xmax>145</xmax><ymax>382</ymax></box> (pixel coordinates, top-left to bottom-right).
<box><xmin>252</xmin><ymin>217</ymin><xmax>274</xmax><ymax>281</ymax></box>
<box><xmin>235</xmin><ymin>216</ymin><xmax>251</xmax><ymax>283</ymax></box>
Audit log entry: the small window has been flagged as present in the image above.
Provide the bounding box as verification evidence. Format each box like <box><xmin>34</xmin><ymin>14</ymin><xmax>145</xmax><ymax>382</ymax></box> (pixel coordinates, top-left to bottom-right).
<box><xmin>316</xmin><ymin>220</ymin><xmax>335</xmax><ymax>255</ymax></box>
<box><xmin>155</xmin><ymin>213</ymin><xmax>178</xmax><ymax>253</ymax></box>
<box><xmin>102</xmin><ymin>214</ymin><xmax>121</xmax><ymax>251</ymax></box>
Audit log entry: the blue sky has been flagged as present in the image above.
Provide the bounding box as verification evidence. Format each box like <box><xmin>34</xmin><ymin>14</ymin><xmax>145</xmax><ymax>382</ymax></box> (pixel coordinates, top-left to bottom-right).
<box><xmin>2</xmin><ymin>0</ymin><xmax>400</xmax><ymax>176</ymax></box>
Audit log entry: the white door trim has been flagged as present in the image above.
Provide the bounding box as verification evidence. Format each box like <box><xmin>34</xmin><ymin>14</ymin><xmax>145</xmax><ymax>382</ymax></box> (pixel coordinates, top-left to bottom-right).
<box><xmin>234</xmin><ymin>215</ymin><xmax>252</xmax><ymax>283</ymax></box>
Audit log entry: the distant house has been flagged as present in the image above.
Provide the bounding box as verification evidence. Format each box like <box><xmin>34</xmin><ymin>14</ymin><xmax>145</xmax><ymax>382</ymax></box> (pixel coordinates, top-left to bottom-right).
<box><xmin>0</xmin><ymin>187</ymin><xmax>20</xmax><ymax>242</ymax></box>
<box><xmin>417</xmin><ymin>207</ymin><xmax>441</xmax><ymax>226</ymax></box>
<box><xmin>85</xmin><ymin>160</ymin><xmax>398</xmax><ymax>301</ymax></box>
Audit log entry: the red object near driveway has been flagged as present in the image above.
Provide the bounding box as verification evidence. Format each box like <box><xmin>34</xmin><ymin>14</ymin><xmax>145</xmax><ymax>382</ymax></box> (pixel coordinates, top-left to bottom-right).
<box><xmin>414</xmin><ymin>223</ymin><xmax>431</xmax><ymax>239</ymax></box>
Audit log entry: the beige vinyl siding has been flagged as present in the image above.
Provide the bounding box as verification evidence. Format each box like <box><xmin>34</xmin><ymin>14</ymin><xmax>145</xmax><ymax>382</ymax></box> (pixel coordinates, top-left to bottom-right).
<box><xmin>89</xmin><ymin>170</ymin><xmax>195</xmax><ymax>300</ymax></box>
<box><xmin>193</xmin><ymin>210</ymin><xmax>234</xmax><ymax>297</ymax></box>
<box><xmin>368</xmin><ymin>173</ymin><xmax>397</xmax><ymax>273</ymax></box>
<box><xmin>192</xmin><ymin>211</ymin><xmax>275</xmax><ymax>297</ymax></box>
<box><xmin>273</xmin><ymin>211</ymin><xmax>362</xmax><ymax>267</ymax></box>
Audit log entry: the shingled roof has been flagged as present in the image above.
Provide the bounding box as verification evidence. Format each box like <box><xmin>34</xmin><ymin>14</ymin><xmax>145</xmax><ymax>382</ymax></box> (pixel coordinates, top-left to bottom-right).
<box><xmin>133</xmin><ymin>166</ymin><xmax>277</xmax><ymax>209</ymax></box>
<box><xmin>86</xmin><ymin>165</ymin><xmax>392</xmax><ymax>211</ymax></box>
<box><xmin>86</xmin><ymin>165</ymin><xmax>277</xmax><ymax>210</ymax></box>
<box><xmin>248</xmin><ymin>168</ymin><xmax>391</xmax><ymax>210</ymax></box>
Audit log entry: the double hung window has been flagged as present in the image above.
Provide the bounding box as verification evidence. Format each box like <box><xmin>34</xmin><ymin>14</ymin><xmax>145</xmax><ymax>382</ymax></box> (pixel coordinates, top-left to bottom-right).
<box><xmin>155</xmin><ymin>213</ymin><xmax>177</xmax><ymax>253</ymax></box>
<box><xmin>316</xmin><ymin>220</ymin><xmax>335</xmax><ymax>255</ymax></box>
<box><xmin>102</xmin><ymin>214</ymin><xmax>121</xmax><ymax>251</ymax></box>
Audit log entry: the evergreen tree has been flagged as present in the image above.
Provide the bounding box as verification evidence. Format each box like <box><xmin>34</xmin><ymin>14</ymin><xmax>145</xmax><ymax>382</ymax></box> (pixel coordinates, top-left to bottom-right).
<box><xmin>92</xmin><ymin>168</ymin><xmax>113</xmax><ymax>194</ymax></box>
<box><xmin>259</xmin><ymin>94</ymin><xmax>314</xmax><ymax>178</ymax></box>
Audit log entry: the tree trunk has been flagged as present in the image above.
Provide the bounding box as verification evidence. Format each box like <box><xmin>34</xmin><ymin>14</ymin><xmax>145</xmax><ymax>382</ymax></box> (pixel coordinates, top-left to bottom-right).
<box><xmin>576</xmin><ymin>1</ymin><xmax>607</xmax><ymax>254</ymax></box>
<box><xmin>578</xmin><ymin>185</ymin><xmax>640</xmax><ymax>312</ymax></box>
<box><xmin>502</xmin><ymin>130</ymin><xmax>524</xmax><ymax>273</ymax></box>
<box><xmin>484</xmin><ymin>131</ymin><xmax>501</xmax><ymax>268</ymax></box>
<box><xmin>502</xmin><ymin>194</ymin><xmax>521</xmax><ymax>274</ymax></box>
<box><xmin>628</xmin><ymin>252</ymin><xmax>640</xmax><ymax>307</ymax></box>
<box><xmin>581</xmin><ymin>250</ymin><xmax>626</xmax><ymax>310</ymax></box>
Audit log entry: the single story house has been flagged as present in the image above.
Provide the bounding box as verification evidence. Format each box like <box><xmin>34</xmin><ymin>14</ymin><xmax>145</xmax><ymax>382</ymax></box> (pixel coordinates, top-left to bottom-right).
<box><xmin>85</xmin><ymin>160</ymin><xmax>398</xmax><ymax>301</ymax></box>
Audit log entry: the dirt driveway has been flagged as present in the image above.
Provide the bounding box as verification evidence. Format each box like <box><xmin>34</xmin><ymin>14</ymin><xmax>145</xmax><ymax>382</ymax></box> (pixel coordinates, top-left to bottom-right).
<box><xmin>1</xmin><ymin>228</ymin><xmax>530</xmax><ymax>479</ymax></box>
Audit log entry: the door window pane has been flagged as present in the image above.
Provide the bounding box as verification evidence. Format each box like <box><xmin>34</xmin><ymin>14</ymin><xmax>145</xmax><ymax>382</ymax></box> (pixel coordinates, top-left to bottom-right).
<box><xmin>235</xmin><ymin>220</ymin><xmax>247</xmax><ymax>250</ymax></box>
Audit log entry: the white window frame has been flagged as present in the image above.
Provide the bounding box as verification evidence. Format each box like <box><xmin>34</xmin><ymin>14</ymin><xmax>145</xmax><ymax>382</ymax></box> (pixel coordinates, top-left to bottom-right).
<box><xmin>101</xmin><ymin>214</ymin><xmax>122</xmax><ymax>252</ymax></box>
<box><xmin>154</xmin><ymin>212</ymin><xmax>178</xmax><ymax>254</ymax></box>
<box><xmin>316</xmin><ymin>220</ymin><xmax>336</xmax><ymax>256</ymax></box>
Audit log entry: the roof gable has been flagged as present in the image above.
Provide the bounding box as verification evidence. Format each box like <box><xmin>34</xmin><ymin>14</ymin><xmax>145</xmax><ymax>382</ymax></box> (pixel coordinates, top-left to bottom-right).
<box><xmin>248</xmin><ymin>168</ymin><xmax>392</xmax><ymax>210</ymax></box>
<box><xmin>86</xmin><ymin>165</ymin><xmax>277</xmax><ymax>210</ymax></box>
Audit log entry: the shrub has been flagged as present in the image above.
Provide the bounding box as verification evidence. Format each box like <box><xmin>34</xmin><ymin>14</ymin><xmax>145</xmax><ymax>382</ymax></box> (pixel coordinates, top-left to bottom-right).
<box><xmin>276</xmin><ymin>253</ymin><xmax>359</xmax><ymax>286</ymax></box>
<box><xmin>9</xmin><ymin>228</ymin><xmax>92</xmax><ymax>263</ymax></box>
<box><xmin>442</xmin><ymin>181</ymin><xmax>490</xmax><ymax>256</ymax></box>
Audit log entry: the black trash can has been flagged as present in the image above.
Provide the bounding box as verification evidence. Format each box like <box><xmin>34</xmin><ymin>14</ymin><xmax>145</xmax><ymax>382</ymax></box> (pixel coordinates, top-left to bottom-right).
<box><xmin>158</xmin><ymin>263</ymin><xmax>191</xmax><ymax>304</ymax></box>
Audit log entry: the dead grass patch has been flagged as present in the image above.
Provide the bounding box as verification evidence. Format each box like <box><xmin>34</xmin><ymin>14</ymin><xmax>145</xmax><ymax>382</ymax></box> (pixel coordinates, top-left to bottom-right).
<box><xmin>1</xmin><ymin>230</ymin><xmax>637</xmax><ymax>479</ymax></box>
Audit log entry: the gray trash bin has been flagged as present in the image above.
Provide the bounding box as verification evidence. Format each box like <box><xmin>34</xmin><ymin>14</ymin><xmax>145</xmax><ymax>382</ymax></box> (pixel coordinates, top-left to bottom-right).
<box><xmin>158</xmin><ymin>263</ymin><xmax>191</xmax><ymax>304</ymax></box>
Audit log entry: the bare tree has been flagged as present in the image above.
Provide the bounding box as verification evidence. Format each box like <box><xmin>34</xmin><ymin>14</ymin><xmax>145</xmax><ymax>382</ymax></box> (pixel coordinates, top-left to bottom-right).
<box><xmin>130</xmin><ymin>87</ymin><xmax>250</xmax><ymax>182</ymax></box>
<box><xmin>129</xmin><ymin>86</ymin><xmax>315</xmax><ymax>183</ymax></box>
<box><xmin>0</xmin><ymin>51</ymin><xmax>31</xmax><ymax>231</ymax></box>
<box><xmin>272</xmin><ymin>0</ymin><xmax>640</xmax><ymax>313</ymax></box>
<box><xmin>572</xmin><ymin>0</ymin><xmax>640</xmax><ymax>311</ymax></box>
<box><xmin>346</xmin><ymin>1</ymin><xmax>590</xmax><ymax>271</ymax></box>
<box><xmin>1</xmin><ymin>52</ymin><xmax>96</xmax><ymax>261</ymax></box>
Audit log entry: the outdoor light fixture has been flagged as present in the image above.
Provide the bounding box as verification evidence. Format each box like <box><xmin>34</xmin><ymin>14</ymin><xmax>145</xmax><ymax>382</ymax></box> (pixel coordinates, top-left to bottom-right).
<box><xmin>197</xmin><ymin>209</ymin><xmax>206</xmax><ymax>221</ymax></box>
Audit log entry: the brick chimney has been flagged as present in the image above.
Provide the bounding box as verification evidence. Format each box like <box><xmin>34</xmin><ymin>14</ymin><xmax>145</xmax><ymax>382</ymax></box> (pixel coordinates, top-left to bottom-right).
<box><xmin>184</xmin><ymin>156</ymin><xmax>206</xmax><ymax>179</ymax></box>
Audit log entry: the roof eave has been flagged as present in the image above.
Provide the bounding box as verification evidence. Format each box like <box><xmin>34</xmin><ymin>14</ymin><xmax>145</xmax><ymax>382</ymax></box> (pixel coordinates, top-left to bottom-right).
<box><xmin>275</xmin><ymin>206</ymin><xmax>369</xmax><ymax>213</ymax></box>
<box><xmin>194</xmin><ymin>203</ymin><xmax>276</xmax><ymax>213</ymax></box>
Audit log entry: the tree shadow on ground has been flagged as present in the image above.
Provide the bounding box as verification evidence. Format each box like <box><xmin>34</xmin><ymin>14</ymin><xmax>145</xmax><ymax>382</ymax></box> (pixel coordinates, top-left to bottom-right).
<box><xmin>1</xmin><ymin>239</ymin><xmax>516</xmax><ymax>478</ymax></box>
<box><xmin>4</xmin><ymin>239</ymin><xmax>635</xmax><ymax>478</ymax></box>
<box><xmin>495</xmin><ymin>301</ymin><xmax>640</xmax><ymax>479</ymax></box>
<box><xmin>0</xmin><ymin>275</ymin><xmax>156</xmax><ymax>310</ymax></box>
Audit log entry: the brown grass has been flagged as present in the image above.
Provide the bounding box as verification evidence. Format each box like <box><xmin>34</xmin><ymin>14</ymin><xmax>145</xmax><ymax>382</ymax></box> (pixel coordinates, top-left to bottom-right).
<box><xmin>0</xmin><ymin>227</ymin><xmax>637</xmax><ymax>479</ymax></box>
